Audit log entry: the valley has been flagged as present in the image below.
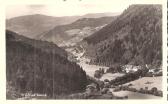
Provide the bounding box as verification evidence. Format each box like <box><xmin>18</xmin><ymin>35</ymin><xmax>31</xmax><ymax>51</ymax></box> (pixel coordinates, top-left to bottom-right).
<box><xmin>65</xmin><ymin>43</ymin><xmax>162</xmax><ymax>99</ymax></box>
<box><xmin>6</xmin><ymin>4</ymin><xmax>162</xmax><ymax>99</ymax></box>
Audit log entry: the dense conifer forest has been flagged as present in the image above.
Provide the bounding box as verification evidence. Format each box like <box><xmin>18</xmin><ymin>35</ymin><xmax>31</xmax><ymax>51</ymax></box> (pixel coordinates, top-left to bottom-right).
<box><xmin>84</xmin><ymin>5</ymin><xmax>162</xmax><ymax>67</ymax></box>
<box><xmin>6</xmin><ymin>30</ymin><xmax>87</xmax><ymax>99</ymax></box>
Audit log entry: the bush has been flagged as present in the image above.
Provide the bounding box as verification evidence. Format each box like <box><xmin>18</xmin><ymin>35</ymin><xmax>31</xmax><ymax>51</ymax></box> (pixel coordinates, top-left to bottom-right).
<box><xmin>104</xmin><ymin>79</ymin><xmax>110</xmax><ymax>82</ymax></box>
<box><xmin>110</xmin><ymin>68</ymin><xmax>149</xmax><ymax>85</ymax></box>
<box><xmin>107</xmin><ymin>91</ymin><xmax>114</xmax><ymax>96</ymax></box>
<box><xmin>121</xmin><ymin>86</ymin><xmax>129</xmax><ymax>91</ymax></box>
<box><xmin>99</xmin><ymin>68</ymin><xmax>105</xmax><ymax>74</ymax></box>
<box><xmin>154</xmin><ymin>91</ymin><xmax>162</xmax><ymax>96</ymax></box>
<box><xmin>94</xmin><ymin>68</ymin><xmax>105</xmax><ymax>78</ymax></box>
<box><xmin>113</xmin><ymin>86</ymin><xmax>121</xmax><ymax>92</ymax></box>
<box><xmin>155</xmin><ymin>71</ymin><xmax>162</xmax><ymax>76</ymax></box>
<box><xmin>145</xmin><ymin>87</ymin><xmax>148</xmax><ymax>90</ymax></box>
<box><xmin>145</xmin><ymin>72</ymin><xmax>153</xmax><ymax>77</ymax></box>
<box><xmin>106</xmin><ymin>64</ymin><xmax>122</xmax><ymax>73</ymax></box>
<box><xmin>124</xmin><ymin>96</ymin><xmax>128</xmax><ymax>99</ymax></box>
<box><xmin>94</xmin><ymin>70</ymin><xmax>102</xmax><ymax>78</ymax></box>
<box><xmin>115</xmin><ymin>96</ymin><xmax>126</xmax><ymax>99</ymax></box>
<box><xmin>101</xmin><ymin>88</ymin><xmax>109</xmax><ymax>94</ymax></box>
<box><xmin>127</xmin><ymin>88</ymin><xmax>137</xmax><ymax>92</ymax></box>
<box><xmin>110</xmin><ymin>85</ymin><xmax>116</xmax><ymax>88</ymax></box>
<box><xmin>151</xmin><ymin>87</ymin><xmax>158</xmax><ymax>93</ymax></box>
<box><xmin>139</xmin><ymin>88</ymin><xmax>144</xmax><ymax>93</ymax></box>
<box><xmin>104</xmin><ymin>82</ymin><xmax>111</xmax><ymax>88</ymax></box>
<box><xmin>128</xmin><ymin>83</ymin><xmax>133</xmax><ymax>86</ymax></box>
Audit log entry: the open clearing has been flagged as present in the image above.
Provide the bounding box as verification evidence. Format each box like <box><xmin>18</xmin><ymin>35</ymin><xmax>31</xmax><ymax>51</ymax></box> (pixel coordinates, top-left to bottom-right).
<box><xmin>123</xmin><ymin>76</ymin><xmax>162</xmax><ymax>90</ymax></box>
<box><xmin>112</xmin><ymin>91</ymin><xmax>162</xmax><ymax>99</ymax></box>
<box><xmin>100</xmin><ymin>73</ymin><xmax>125</xmax><ymax>81</ymax></box>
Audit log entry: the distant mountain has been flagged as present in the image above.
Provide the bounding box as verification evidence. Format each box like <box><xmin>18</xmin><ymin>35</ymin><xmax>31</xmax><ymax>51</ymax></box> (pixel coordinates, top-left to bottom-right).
<box><xmin>37</xmin><ymin>16</ymin><xmax>116</xmax><ymax>46</ymax></box>
<box><xmin>83</xmin><ymin>5</ymin><xmax>162</xmax><ymax>67</ymax></box>
<box><xmin>6</xmin><ymin>13</ymin><xmax>118</xmax><ymax>38</ymax></box>
<box><xmin>6</xmin><ymin>30</ymin><xmax>87</xmax><ymax>99</ymax></box>
<box><xmin>82</xmin><ymin>12</ymin><xmax>120</xmax><ymax>18</ymax></box>
<box><xmin>6</xmin><ymin>14</ymin><xmax>78</xmax><ymax>38</ymax></box>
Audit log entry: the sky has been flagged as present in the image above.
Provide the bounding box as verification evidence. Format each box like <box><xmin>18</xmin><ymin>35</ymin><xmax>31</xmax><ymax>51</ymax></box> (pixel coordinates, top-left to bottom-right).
<box><xmin>6</xmin><ymin>0</ymin><xmax>162</xmax><ymax>19</ymax></box>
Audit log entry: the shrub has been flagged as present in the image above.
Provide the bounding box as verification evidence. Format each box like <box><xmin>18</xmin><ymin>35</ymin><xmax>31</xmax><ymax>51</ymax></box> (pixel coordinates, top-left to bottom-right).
<box><xmin>121</xmin><ymin>86</ymin><xmax>129</xmax><ymax>91</ymax></box>
<box><xmin>145</xmin><ymin>72</ymin><xmax>153</xmax><ymax>77</ymax></box>
<box><xmin>155</xmin><ymin>91</ymin><xmax>163</xmax><ymax>97</ymax></box>
<box><xmin>110</xmin><ymin>85</ymin><xmax>116</xmax><ymax>88</ymax></box>
<box><xmin>128</xmin><ymin>83</ymin><xmax>133</xmax><ymax>86</ymax></box>
<box><xmin>104</xmin><ymin>79</ymin><xmax>110</xmax><ymax>82</ymax></box>
<box><xmin>124</xmin><ymin>96</ymin><xmax>128</xmax><ymax>99</ymax></box>
<box><xmin>139</xmin><ymin>88</ymin><xmax>144</xmax><ymax>93</ymax></box>
<box><xmin>145</xmin><ymin>87</ymin><xmax>148</xmax><ymax>90</ymax></box>
<box><xmin>94</xmin><ymin>68</ymin><xmax>105</xmax><ymax>78</ymax></box>
<box><xmin>113</xmin><ymin>86</ymin><xmax>121</xmax><ymax>92</ymax></box>
<box><xmin>106</xmin><ymin>64</ymin><xmax>122</xmax><ymax>73</ymax></box>
<box><xmin>94</xmin><ymin>70</ymin><xmax>102</xmax><ymax>78</ymax></box>
<box><xmin>128</xmin><ymin>88</ymin><xmax>137</xmax><ymax>92</ymax></box>
<box><xmin>104</xmin><ymin>82</ymin><xmax>111</xmax><ymax>88</ymax></box>
<box><xmin>101</xmin><ymin>88</ymin><xmax>109</xmax><ymax>94</ymax></box>
<box><xmin>151</xmin><ymin>87</ymin><xmax>158</xmax><ymax>94</ymax></box>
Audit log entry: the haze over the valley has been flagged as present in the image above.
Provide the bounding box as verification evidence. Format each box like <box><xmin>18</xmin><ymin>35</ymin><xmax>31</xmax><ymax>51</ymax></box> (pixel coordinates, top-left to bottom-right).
<box><xmin>6</xmin><ymin>0</ymin><xmax>161</xmax><ymax>19</ymax></box>
<box><xmin>6</xmin><ymin>1</ymin><xmax>132</xmax><ymax>19</ymax></box>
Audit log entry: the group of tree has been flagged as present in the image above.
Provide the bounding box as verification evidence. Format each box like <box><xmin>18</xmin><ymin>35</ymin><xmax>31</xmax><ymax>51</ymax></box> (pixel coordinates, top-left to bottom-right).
<box><xmin>110</xmin><ymin>66</ymin><xmax>149</xmax><ymax>85</ymax></box>
<box><xmin>94</xmin><ymin>68</ymin><xmax>105</xmax><ymax>78</ymax></box>
<box><xmin>84</xmin><ymin>5</ymin><xmax>162</xmax><ymax>67</ymax></box>
<box><xmin>106</xmin><ymin>64</ymin><xmax>123</xmax><ymax>73</ymax></box>
<box><xmin>6</xmin><ymin>30</ymin><xmax>87</xmax><ymax>99</ymax></box>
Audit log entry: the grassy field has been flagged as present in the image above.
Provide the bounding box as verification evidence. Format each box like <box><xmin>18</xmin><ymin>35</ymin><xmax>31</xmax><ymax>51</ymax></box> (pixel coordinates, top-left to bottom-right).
<box><xmin>123</xmin><ymin>76</ymin><xmax>162</xmax><ymax>90</ymax></box>
<box><xmin>100</xmin><ymin>73</ymin><xmax>125</xmax><ymax>81</ymax></box>
<box><xmin>112</xmin><ymin>91</ymin><xmax>162</xmax><ymax>99</ymax></box>
<box><xmin>78</xmin><ymin>61</ymin><xmax>108</xmax><ymax>77</ymax></box>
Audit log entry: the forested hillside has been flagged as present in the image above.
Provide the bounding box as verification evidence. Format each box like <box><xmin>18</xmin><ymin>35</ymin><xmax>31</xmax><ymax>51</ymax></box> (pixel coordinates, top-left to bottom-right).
<box><xmin>6</xmin><ymin>13</ymin><xmax>117</xmax><ymax>38</ymax></box>
<box><xmin>6</xmin><ymin>30</ymin><xmax>87</xmax><ymax>99</ymax></box>
<box><xmin>37</xmin><ymin>16</ymin><xmax>116</xmax><ymax>46</ymax></box>
<box><xmin>84</xmin><ymin>5</ymin><xmax>162</xmax><ymax>67</ymax></box>
<box><xmin>6</xmin><ymin>30</ymin><xmax>67</xmax><ymax>58</ymax></box>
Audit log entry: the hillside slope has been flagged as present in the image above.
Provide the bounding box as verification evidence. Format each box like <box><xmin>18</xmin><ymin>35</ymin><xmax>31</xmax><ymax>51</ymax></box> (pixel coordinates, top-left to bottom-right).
<box><xmin>6</xmin><ymin>13</ymin><xmax>117</xmax><ymax>38</ymax></box>
<box><xmin>6</xmin><ymin>30</ymin><xmax>87</xmax><ymax>99</ymax></box>
<box><xmin>38</xmin><ymin>16</ymin><xmax>116</xmax><ymax>46</ymax></box>
<box><xmin>6</xmin><ymin>30</ymin><xmax>67</xmax><ymax>58</ymax></box>
<box><xmin>83</xmin><ymin>5</ymin><xmax>162</xmax><ymax>66</ymax></box>
<box><xmin>7</xmin><ymin>14</ymin><xmax>62</xmax><ymax>38</ymax></box>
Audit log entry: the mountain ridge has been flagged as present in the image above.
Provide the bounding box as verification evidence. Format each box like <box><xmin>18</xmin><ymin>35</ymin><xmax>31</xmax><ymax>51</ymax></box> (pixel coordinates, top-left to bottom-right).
<box><xmin>37</xmin><ymin>16</ymin><xmax>117</xmax><ymax>46</ymax></box>
<box><xmin>6</xmin><ymin>12</ymin><xmax>118</xmax><ymax>38</ymax></box>
<box><xmin>83</xmin><ymin>4</ymin><xmax>162</xmax><ymax>67</ymax></box>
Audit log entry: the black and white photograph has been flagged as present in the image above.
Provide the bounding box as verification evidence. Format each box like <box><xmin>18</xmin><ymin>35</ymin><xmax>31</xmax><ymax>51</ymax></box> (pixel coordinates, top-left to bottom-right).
<box><xmin>5</xmin><ymin>1</ymin><xmax>163</xmax><ymax>100</ymax></box>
